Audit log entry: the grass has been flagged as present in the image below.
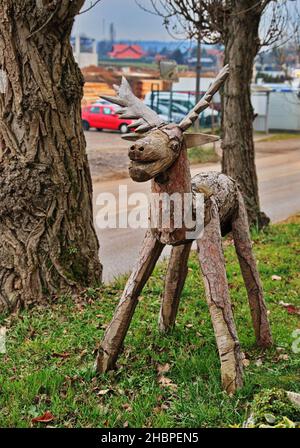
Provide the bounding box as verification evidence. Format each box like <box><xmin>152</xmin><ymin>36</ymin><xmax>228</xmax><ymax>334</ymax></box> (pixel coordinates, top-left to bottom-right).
<box><xmin>188</xmin><ymin>145</ymin><xmax>220</xmax><ymax>164</ymax></box>
<box><xmin>255</xmin><ymin>132</ymin><xmax>300</xmax><ymax>142</ymax></box>
<box><xmin>0</xmin><ymin>222</ymin><xmax>300</xmax><ymax>428</ymax></box>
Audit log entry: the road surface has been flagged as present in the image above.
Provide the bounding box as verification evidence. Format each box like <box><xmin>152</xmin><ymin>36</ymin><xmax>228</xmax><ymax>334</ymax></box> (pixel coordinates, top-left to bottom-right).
<box><xmin>91</xmin><ymin>137</ymin><xmax>300</xmax><ymax>282</ymax></box>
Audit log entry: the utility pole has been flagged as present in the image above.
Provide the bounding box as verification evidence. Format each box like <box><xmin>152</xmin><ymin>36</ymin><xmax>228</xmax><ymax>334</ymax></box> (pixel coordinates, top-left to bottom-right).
<box><xmin>195</xmin><ymin>32</ymin><xmax>201</xmax><ymax>104</ymax></box>
<box><xmin>195</xmin><ymin>31</ymin><xmax>201</xmax><ymax>129</ymax></box>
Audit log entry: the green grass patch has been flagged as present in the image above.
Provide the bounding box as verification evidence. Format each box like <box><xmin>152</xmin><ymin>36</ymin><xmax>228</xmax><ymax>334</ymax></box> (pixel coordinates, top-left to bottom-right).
<box><xmin>0</xmin><ymin>223</ymin><xmax>300</xmax><ymax>428</ymax></box>
<box><xmin>188</xmin><ymin>145</ymin><xmax>220</xmax><ymax>165</ymax></box>
<box><xmin>255</xmin><ymin>132</ymin><xmax>300</xmax><ymax>142</ymax></box>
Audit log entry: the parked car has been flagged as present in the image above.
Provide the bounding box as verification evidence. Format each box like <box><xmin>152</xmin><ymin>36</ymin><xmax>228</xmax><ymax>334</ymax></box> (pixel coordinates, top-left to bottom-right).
<box><xmin>144</xmin><ymin>102</ymin><xmax>186</xmax><ymax>124</ymax></box>
<box><xmin>81</xmin><ymin>104</ymin><xmax>131</xmax><ymax>133</ymax></box>
<box><xmin>145</xmin><ymin>100</ymin><xmax>219</xmax><ymax>126</ymax></box>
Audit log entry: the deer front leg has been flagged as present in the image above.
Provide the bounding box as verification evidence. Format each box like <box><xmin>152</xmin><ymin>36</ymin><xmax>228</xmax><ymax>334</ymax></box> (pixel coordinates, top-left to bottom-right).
<box><xmin>232</xmin><ymin>191</ymin><xmax>272</xmax><ymax>348</ymax></box>
<box><xmin>197</xmin><ymin>198</ymin><xmax>243</xmax><ymax>394</ymax></box>
<box><xmin>95</xmin><ymin>231</ymin><xmax>164</xmax><ymax>373</ymax></box>
<box><xmin>159</xmin><ymin>242</ymin><xmax>192</xmax><ymax>332</ymax></box>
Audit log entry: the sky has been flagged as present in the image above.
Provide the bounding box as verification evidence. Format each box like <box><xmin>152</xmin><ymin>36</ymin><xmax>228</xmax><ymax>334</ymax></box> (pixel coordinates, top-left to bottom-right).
<box><xmin>73</xmin><ymin>0</ymin><xmax>171</xmax><ymax>41</ymax></box>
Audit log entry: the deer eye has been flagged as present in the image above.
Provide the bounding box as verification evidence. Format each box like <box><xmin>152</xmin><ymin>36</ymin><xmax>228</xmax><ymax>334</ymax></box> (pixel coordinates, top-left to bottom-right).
<box><xmin>170</xmin><ymin>141</ymin><xmax>179</xmax><ymax>152</ymax></box>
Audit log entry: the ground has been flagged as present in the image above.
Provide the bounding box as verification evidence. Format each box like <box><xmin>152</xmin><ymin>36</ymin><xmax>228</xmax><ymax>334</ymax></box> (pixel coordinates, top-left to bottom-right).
<box><xmin>0</xmin><ymin>220</ymin><xmax>299</xmax><ymax>428</ymax></box>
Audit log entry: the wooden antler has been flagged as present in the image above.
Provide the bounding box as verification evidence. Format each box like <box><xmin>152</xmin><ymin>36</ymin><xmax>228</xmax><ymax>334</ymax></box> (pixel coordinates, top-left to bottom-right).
<box><xmin>101</xmin><ymin>77</ymin><xmax>166</xmax><ymax>140</ymax></box>
<box><xmin>179</xmin><ymin>65</ymin><xmax>229</xmax><ymax>131</ymax></box>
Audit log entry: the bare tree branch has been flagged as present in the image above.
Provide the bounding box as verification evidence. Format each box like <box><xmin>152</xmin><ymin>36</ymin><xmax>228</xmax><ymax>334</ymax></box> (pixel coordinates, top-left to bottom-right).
<box><xmin>79</xmin><ymin>0</ymin><xmax>103</xmax><ymax>15</ymax></box>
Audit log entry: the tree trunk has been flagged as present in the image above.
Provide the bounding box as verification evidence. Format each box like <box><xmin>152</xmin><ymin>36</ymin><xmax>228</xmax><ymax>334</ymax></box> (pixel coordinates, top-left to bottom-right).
<box><xmin>0</xmin><ymin>1</ymin><xmax>102</xmax><ymax>312</ymax></box>
<box><xmin>221</xmin><ymin>0</ymin><xmax>269</xmax><ymax>228</ymax></box>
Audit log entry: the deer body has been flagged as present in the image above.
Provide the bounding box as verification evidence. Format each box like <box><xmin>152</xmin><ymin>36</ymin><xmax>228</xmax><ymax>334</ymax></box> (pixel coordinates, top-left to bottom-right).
<box><xmin>95</xmin><ymin>67</ymin><xmax>272</xmax><ymax>394</ymax></box>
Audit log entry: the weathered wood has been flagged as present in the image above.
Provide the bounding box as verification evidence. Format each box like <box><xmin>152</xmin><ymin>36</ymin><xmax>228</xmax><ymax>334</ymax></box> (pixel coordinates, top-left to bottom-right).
<box><xmin>183</xmin><ymin>133</ymin><xmax>219</xmax><ymax>148</ymax></box>
<box><xmin>159</xmin><ymin>242</ymin><xmax>192</xmax><ymax>332</ymax></box>
<box><xmin>196</xmin><ymin>198</ymin><xmax>244</xmax><ymax>394</ymax></box>
<box><xmin>96</xmin><ymin>67</ymin><xmax>272</xmax><ymax>394</ymax></box>
<box><xmin>95</xmin><ymin>231</ymin><xmax>164</xmax><ymax>373</ymax></box>
<box><xmin>232</xmin><ymin>190</ymin><xmax>272</xmax><ymax>347</ymax></box>
<box><xmin>151</xmin><ymin>137</ymin><xmax>192</xmax><ymax>245</ymax></box>
<box><xmin>179</xmin><ymin>65</ymin><xmax>230</xmax><ymax>131</ymax></box>
<box><xmin>101</xmin><ymin>76</ymin><xmax>165</xmax><ymax>138</ymax></box>
<box><xmin>128</xmin><ymin>126</ymin><xmax>183</xmax><ymax>182</ymax></box>
<box><xmin>191</xmin><ymin>172</ymin><xmax>238</xmax><ymax>234</ymax></box>
<box><xmin>159</xmin><ymin>172</ymin><xmax>238</xmax><ymax>332</ymax></box>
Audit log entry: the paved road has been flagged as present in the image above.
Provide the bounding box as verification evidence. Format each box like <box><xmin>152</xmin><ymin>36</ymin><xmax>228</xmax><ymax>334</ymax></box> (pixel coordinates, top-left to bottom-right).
<box><xmin>91</xmin><ymin>138</ymin><xmax>300</xmax><ymax>283</ymax></box>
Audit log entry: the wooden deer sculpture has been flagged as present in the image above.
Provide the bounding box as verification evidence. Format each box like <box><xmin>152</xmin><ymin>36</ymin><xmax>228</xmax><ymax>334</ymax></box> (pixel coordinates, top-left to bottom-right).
<box><xmin>95</xmin><ymin>66</ymin><xmax>272</xmax><ymax>393</ymax></box>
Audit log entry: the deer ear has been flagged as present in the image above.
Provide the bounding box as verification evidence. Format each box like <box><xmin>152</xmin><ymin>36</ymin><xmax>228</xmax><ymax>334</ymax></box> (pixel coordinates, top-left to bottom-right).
<box><xmin>183</xmin><ymin>133</ymin><xmax>219</xmax><ymax>148</ymax></box>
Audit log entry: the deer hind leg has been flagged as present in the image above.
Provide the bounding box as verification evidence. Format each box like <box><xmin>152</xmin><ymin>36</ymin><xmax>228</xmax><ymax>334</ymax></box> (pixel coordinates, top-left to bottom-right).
<box><xmin>159</xmin><ymin>242</ymin><xmax>192</xmax><ymax>333</ymax></box>
<box><xmin>197</xmin><ymin>198</ymin><xmax>243</xmax><ymax>394</ymax></box>
<box><xmin>231</xmin><ymin>190</ymin><xmax>272</xmax><ymax>348</ymax></box>
<box><xmin>95</xmin><ymin>231</ymin><xmax>164</xmax><ymax>373</ymax></box>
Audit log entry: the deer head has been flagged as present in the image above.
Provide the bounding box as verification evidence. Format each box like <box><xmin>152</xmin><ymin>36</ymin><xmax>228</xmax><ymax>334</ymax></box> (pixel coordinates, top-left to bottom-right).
<box><xmin>101</xmin><ymin>65</ymin><xmax>229</xmax><ymax>182</ymax></box>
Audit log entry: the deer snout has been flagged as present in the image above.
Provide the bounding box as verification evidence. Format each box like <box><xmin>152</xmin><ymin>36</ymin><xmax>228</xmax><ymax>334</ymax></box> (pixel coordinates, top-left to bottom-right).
<box><xmin>128</xmin><ymin>143</ymin><xmax>157</xmax><ymax>162</ymax></box>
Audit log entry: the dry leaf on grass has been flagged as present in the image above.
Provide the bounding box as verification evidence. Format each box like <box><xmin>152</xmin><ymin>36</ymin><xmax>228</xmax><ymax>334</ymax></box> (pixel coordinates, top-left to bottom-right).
<box><xmin>271</xmin><ymin>275</ymin><xmax>282</xmax><ymax>281</ymax></box>
<box><xmin>97</xmin><ymin>389</ymin><xmax>111</xmax><ymax>396</ymax></box>
<box><xmin>157</xmin><ymin>363</ymin><xmax>170</xmax><ymax>374</ymax></box>
<box><xmin>51</xmin><ymin>352</ymin><xmax>70</xmax><ymax>359</ymax></box>
<box><xmin>158</xmin><ymin>375</ymin><xmax>178</xmax><ymax>391</ymax></box>
<box><xmin>278</xmin><ymin>353</ymin><xmax>289</xmax><ymax>361</ymax></box>
<box><xmin>122</xmin><ymin>403</ymin><xmax>133</xmax><ymax>412</ymax></box>
<box><xmin>279</xmin><ymin>301</ymin><xmax>300</xmax><ymax>315</ymax></box>
<box><xmin>32</xmin><ymin>411</ymin><xmax>55</xmax><ymax>424</ymax></box>
<box><xmin>242</xmin><ymin>358</ymin><xmax>250</xmax><ymax>367</ymax></box>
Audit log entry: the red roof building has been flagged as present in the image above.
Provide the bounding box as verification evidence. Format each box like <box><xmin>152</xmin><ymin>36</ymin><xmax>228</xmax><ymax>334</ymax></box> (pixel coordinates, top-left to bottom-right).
<box><xmin>108</xmin><ymin>44</ymin><xmax>146</xmax><ymax>60</ymax></box>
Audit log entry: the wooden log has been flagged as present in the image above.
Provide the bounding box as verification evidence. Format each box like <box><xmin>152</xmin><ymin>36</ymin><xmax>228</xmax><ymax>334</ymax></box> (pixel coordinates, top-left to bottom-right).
<box><xmin>231</xmin><ymin>190</ymin><xmax>272</xmax><ymax>347</ymax></box>
<box><xmin>159</xmin><ymin>242</ymin><xmax>192</xmax><ymax>332</ymax></box>
<box><xmin>95</xmin><ymin>231</ymin><xmax>164</xmax><ymax>373</ymax></box>
<box><xmin>196</xmin><ymin>198</ymin><xmax>243</xmax><ymax>394</ymax></box>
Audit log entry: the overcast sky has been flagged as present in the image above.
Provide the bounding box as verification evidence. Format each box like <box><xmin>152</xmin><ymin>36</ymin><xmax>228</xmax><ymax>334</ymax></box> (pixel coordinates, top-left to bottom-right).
<box><xmin>73</xmin><ymin>0</ymin><xmax>171</xmax><ymax>41</ymax></box>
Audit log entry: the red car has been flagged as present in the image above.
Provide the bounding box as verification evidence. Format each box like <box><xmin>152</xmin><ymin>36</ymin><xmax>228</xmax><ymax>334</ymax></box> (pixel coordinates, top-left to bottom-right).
<box><xmin>81</xmin><ymin>104</ymin><xmax>131</xmax><ymax>133</ymax></box>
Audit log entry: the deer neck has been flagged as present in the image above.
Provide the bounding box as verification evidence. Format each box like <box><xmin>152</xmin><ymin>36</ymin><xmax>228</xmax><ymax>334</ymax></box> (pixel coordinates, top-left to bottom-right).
<box><xmin>150</xmin><ymin>145</ymin><xmax>192</xmax><ymax>245</ymax></box>
<box><xmin>151</xmin><ymin>144</ymin><xmax>191</xmax><ymax>195</ymax></box>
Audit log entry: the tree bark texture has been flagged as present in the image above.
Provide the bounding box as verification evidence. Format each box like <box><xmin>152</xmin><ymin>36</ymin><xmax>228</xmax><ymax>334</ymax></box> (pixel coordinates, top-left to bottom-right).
<box><xmin>0</xmin><ymin>1</ymin><xmax>102</xmax><ymax>312</ymax></box>
<box><xmin>221</xmin><ymin>0</ymin><xmax>269</xmax><ymax>227</ymax></box>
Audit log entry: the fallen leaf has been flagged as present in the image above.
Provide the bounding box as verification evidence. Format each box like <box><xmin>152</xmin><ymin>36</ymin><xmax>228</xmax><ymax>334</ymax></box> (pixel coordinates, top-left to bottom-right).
<box><xmin>272</xmin><ymin>275</ymin><xmax>282</xmax><ymax>281</ymax></box>
<box><xmin>97</xmin><ymin>389</ymin><xmax>111</xmax><ymax>396</ymax></box>
<box><xmin>264</xmin><ymin>413</ymin><xmax>276</xmax><ymax>424</ymax></box>
<box><xmin>123</xmin><ymin>421</ymin><xmax>129</xmax><ymax>428</ymax></box>
<box><xmin>255</xmin><ymin>358</ymin><xmax>263</xmax><ymax>367</ymax></box>
<box><xmin>157</xmin><ymin>363</ymin><xmax>170</xmax><ymax>374</ymax></box>
<box><xmin>161</xmin><ymin>403</ymin><xmax>170</xmax><ymax>410</ymax></box>
<box><xmin>242</xmin><ymin>358</ymin><xmax>250</xmax><ymax>367</ymax></box>
<box><xmin>32</xmin><ymin>411</ymin><xmax>55</xmax><ymax>424</ymax></box>
<box><xmin>158</xmin><ymin>376</ymin><xmax>177</xmax><ymax>391</ymax></box>
<box><xmin>122</xmin><ymin>403</ymin><xmax>133</xmax><ymax>412</ymax></box>
<box><xmin>279</xmin><ymin>301</ymin><xmax>300</xmax><ymax>315</ymax></box>
<box><xmin>278</xmin><ymin>353</ymin><xmax>289</xmax><ymax>361</ymax></box>
<box><xmin>51</xmin><ymin>352</ymin><xmax>70</xmax><ymax>359</ymax></box>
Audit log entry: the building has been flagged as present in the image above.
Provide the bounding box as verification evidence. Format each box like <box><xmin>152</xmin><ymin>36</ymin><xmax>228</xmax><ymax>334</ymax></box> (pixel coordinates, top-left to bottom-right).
<box><xmin>71</xmin><ymin>35</ymin><xmax>98</xmax><ymax>69</ymax></box>
<box><xmin>108</xmin><ymin>44</ymin><xmax>146</xmax><ymax>60</ymax></box>
<box><xmin>252</xmin><ymin>84</ymin><xmax>300</xmax><ymax>132</ymax></box>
